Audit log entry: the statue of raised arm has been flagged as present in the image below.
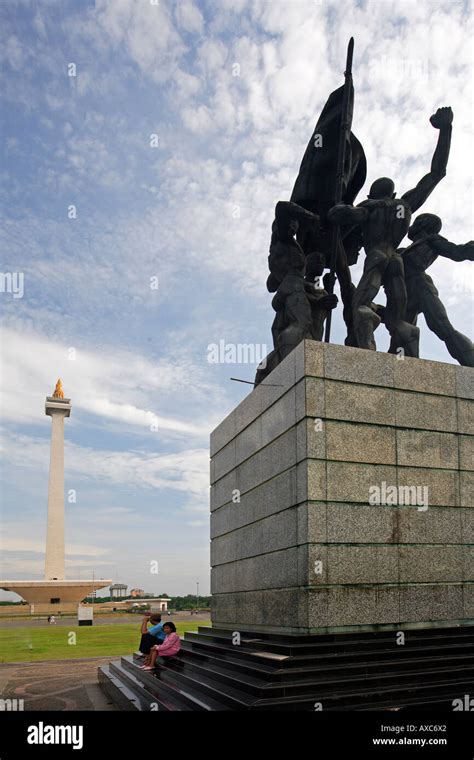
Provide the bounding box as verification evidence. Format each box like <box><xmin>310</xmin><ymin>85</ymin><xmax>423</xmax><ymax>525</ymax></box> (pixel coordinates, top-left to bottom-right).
<box><xmin>328</xmin><ymin>107</ymin><xmax>453</xmax><ymax>354</ymax></box>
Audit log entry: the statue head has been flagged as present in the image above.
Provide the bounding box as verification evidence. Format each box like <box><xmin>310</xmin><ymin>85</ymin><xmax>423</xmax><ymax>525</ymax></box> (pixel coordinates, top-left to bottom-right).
<box><xmin>271</xmin><ymin>217</ymin><xmax>299</xmax><ymax>243</ymax></box>
<box><xmin>368</xmin><ymin>177</ymin><xmax>395</xmax><ymax>200</ymax></box>
<box><xmin>305</xmin><ymin>251</ymin><xmax>326</xmax><ymax>281</ymax></box>
<box><xmin>408</xmin><ymin>213</ymin><xmax>442</xmax><ymax>240</ymax></box>
<box><xmin>288</xmin><ymin>218</ymin><xmax>299</xmax><ymax>239</ymax></box>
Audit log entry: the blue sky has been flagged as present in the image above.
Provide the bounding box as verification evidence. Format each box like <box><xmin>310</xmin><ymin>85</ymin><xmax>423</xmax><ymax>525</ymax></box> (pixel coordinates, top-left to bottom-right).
<box><xmin>1</xmin><ymin>0</ymin><xmax>473</xmax><ymax>598</ymax></box>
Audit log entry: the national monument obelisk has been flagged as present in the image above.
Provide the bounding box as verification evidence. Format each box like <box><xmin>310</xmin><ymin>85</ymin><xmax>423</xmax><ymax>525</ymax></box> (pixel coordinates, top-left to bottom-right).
<box><xmin>44</xmin><ymin>379</ymin><xmax>70</xmax><ymax>580</ymax></box>
<box><xmin>0</xmin><ymin>380</ymin><xmax>111</xmax><ymax>612</ymax></box>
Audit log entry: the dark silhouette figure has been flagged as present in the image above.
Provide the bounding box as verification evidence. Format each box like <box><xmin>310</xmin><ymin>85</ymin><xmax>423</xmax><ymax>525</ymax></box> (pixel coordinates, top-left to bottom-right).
<box><xmin>328</xmin><ymin>107</ymin><xmax>453</xmax><ymax>355</ymax></box>
<box><xmin>389</xmin><ymin>213</ymin><xmax>474</xmax><ymax>366</ymax></box>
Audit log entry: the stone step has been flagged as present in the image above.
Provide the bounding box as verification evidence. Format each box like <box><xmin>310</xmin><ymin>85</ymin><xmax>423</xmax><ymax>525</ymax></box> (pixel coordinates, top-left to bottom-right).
<box><xmin>99</xmin><ymin>625</ymin><xmax>474</xmax><ymax>711</ymax></box>
<box><xmin>251</xmin><ymin>677</ymin><xmax>474</xmax><ymax>711</ymax></box>
<box><xmin>179</xmin><ymin>643</ymin><xmax>474</xmax><ymax>688</ymax></box>
<box><xmin>187</xmin><ymin>626</ymin><xmax>474</xmax><ymax>656</ymax></box>
<box><xmin>199</xmin><ymin>624</ymin><xmax>472</xmax><ymax>645</ymax></box>
<box><xmin>119</xmin><ymin>656</ymin><xmax>229</xmax><ymax>711</ymax></box>
<box><xmin>109</xmin><ymin>661</ymin><xmax>180</xmax><ymax>711</ymax></box>
<box><xmin>169</xmin><ymin>649</ymin><xmax>474</xmax><ymax>699</ymax></box>
<box><xmin>155</xmin><ymin>663</ymin><xmax>255</xmax><ymax>709</ymax></box>
<box><xmin>182</xmin><ymin>633</ymin><xmax>474</xmax><ymax>669</ymax></box>
<box><xmin>98</xmin><ymin>665</ymin><xmax>141</xmax><ymax>711</ymax></box>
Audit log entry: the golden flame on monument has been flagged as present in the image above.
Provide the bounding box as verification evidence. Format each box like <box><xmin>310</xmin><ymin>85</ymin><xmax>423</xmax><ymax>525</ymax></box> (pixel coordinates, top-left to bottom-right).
<box><xmin>52</xmin><ymin>378</ymin><xmax>64</xmax><ymax>398</ymax></box>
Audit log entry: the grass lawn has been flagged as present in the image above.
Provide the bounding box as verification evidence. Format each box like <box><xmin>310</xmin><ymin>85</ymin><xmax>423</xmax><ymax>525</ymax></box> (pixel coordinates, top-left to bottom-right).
<box><xmin>0</xmin><ymin>621</ymin><xmax>210</xmax><ymax>663</ymax></box>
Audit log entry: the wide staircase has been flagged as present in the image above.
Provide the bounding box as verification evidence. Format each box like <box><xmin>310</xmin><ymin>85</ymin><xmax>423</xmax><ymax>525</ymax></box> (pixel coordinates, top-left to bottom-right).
<box><xmin>98</xmin><ymin>624</ymin><xmax>474</xmax><ymax>711</ymax></box>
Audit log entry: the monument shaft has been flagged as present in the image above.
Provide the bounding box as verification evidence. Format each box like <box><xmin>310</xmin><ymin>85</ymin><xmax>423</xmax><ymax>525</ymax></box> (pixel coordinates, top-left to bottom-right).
<box><xmin>44</xmin><ymin>390</ymin><xmax>71</xmax><ymax>581</ymax></box>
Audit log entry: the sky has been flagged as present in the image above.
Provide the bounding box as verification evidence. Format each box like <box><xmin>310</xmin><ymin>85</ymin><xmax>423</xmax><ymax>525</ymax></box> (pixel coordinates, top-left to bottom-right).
<box><xmin>1</xmin><ymin>0</ymin><xmax>473</xmax><ymax>600</ymax></box>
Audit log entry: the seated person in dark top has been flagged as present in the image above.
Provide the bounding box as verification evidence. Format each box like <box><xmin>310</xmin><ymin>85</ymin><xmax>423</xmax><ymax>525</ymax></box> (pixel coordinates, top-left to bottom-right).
<box><xmin>137</xmin><ymin>613</ymin><xmax>166</xmax><ymax>655</ymax></box>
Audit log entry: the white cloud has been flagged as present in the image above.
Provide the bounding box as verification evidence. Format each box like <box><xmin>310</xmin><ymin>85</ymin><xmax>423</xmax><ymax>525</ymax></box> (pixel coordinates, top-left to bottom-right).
<box><xmin>0</xmin><ymin>326</ymin><xmax>220</xmax><ymax>438</ymax></box>
<box><xmin>1</xmin><ymin>431</ymin><xmax>209</xmax><ymax>505</ymax></box>
<box><xmin>175</xmin><ymin>0</ymin><xmax>204</xmax><ymax>35</ymax></box>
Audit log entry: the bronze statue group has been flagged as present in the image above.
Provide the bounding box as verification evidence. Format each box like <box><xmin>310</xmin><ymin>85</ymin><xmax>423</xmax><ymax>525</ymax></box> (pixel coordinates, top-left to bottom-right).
<box><xmin>256</xmin><ymin>47</ymin><xmax>473</xmax><ymax>384</ymax></box>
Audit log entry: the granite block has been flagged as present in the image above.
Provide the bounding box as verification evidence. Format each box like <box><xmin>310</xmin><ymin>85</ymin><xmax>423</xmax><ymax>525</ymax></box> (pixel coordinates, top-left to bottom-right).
<box><xmin>297</xmin><ymin>502</ymin><xmax>327</xmax><ymax>544</ymax></box>
<box><xmin>257</xmin><ymin>346</ymin><xmax>299</xmax><ymax>409</ymax></box>
<box><xmin>398</xmin><ymin>545</ymin><xmax>464</xmax><ymax>583</ymax></box>
<box><xmin>461</xmin><ymin>509</ymin><xmax>474</xmax><ymax>543</ymax></box>
<box><xmin>299</xmin><ymin>418</ymin><xmax>326</xmax><ymax>461</ymax></box>
<box><xmin>306</xmin><ymin>460</ymin><xmax>327</xmax><ymax>501</ymax></box>
<box><xmin>210</xmin><ymin>467</ymin><xmax>297</xmax><ymax>537</ymax></box>
<box><xmin>235</xmin><ymin>416</ymin><xmax>262</xmax><ymax>468</ymax></box>
<box><xmin>260</xmin><ymin>426</ymin><xmax>298</xmax><ymax>484</ymax></box>
<box><xmin>463</xmin><ymin>546</ymin><xmax>474</xmax><ymax>582</ymax></box>
<box><xmin>463</xmin><ymin>584</ymin><xmax>474</xmax><ymax>618</ymax></box>
<box><xmin>212</xmin><ymin>438</ymin><xmax>236</xmax><ymax>482</ymax></box>
<box><xmin>323</xmin><ymin>343</ymin><xmax>395</xmax><ymax>387</ymax></box>
<box><xmin>260</xmin><ymin>386</ymin><xmax>296</xmax><ymax>448</ymax></box>
<box><xmin>394</xmin><ymin>356</ymin><xmax>456</xmax><ymax>396</ymax></box>
<box><xmin>459</xmin><ymin>435</ymin><xmax>474</xmax><ymax>471</ymax></box>
<box><xmin>397</xmin><ymin>466</ymin><xmax>458</xmax><ymax>507</ymax></box>
<box><xmin>309</xmin><ymin>586</ymin><xmax>400</xmax><ymax>627</ymax></box>
<box><xmin>399</xmin><ymin>584</ymin><xmax>464</xmax><ymax>623</ymax></box>
<box><xmin>211</xmin><ymin>548</ymin><xmax>299</xmax><ymax>594</ymax></box>
<box><xmin>326</xmin><ymin>461</ymin><xmax>398</xmax><ymax>503</ymax></box>
<box><xmin>460</xmin><ymin>470</ymin><xmax>474</xmax><ymax>507</ymax></box>
<box><xmin>210</xmin><ymin>468</ymin><xmax>237</xmax><ymax>511</ymax></box>
<box><xmin>211</xmin><ymin>508</ymin><xmax>298</xmax><ymax>565</ymax></box>
<box><xmin>325</xmin><ymin>503</ymin><xmax>397</xmax><ymax>544</ymax></box>
<box><xmin>303</xmin><ymin>377</ymin><xmax>326</xmax><ymax>419</ymax></box>
<box><xmin>395</xmin><ymin>390</ymin><xmax>457</xmax><ymax>432</ymax></box>
<box><xmin>325</xmin><ymin>420</ymin><xmax>396</xmax><ymax>464</ymax></box>
<box><xmin>396</xmin><ymin>429</ymin><xmax>458</xmax><ymax>469</ymax></box>
<box><xmin>456</xmin><ymin>366</ymin><xmax>474</xmax><ymax>400</ymax></box>
<box><xmin>325</xmin><ymin>380</ymin><xmax>395</xmax><ymax>426</ymax></box>
<box><xmin>210</xmin><ymin>410</ymin><xmax>237</xmax><ymax>459</ymax></box>
<box><xmin>397</xmin><ymin>506</ymin><xmax>462</xmax><ymax>544</ymax></box>
<box><xmin>458</xmin><ymin>398</ymin><xmax>474</xmax><ymax>435</ymax></box>
<box><xmin>303</xmin><ymin>340</ymin><xmax>324</xmax><ymax>379</ymax></box>
<box><xmin>324</xmin><ymin>545</ymin><xmax>399</xmax><ymax>584</ymax></box>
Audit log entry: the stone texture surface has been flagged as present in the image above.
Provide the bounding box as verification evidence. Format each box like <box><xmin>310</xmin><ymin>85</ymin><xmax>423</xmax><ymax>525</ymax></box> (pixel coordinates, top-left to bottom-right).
<box><xmin>210</xmin><ymin>342</ymin><xmax>474</xmax><ymax>633</ymax></box>
<box><xmin>325</xmin><ymin>420</ymin><xmax>396</xmax><ymax>464</ymax></box>
<box><xmin>394</xmin><ymin>356</ymin><xmax>456</xmax><ymax>396</ymax></box>
<box><xmin>325</xmin><ymin>380</ymin><xmax>395</xmax><ymax>426</ymax></box>
<box><xmin>395</xmin><ymin>390</ymin><xmax>457</xmax><ymax>432</ymax></box>
<box><xmin>396</xmin><ymin>429</ymin><xmax>458</xmax><ymax>469</ymax></box>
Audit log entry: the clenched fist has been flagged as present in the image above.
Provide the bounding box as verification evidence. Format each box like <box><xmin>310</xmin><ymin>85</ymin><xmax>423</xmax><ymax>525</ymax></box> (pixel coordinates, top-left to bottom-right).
<box><xmin>430</xmin><ymin>106</ymin><xmax>453</xmax><ymax>129</ymax></box>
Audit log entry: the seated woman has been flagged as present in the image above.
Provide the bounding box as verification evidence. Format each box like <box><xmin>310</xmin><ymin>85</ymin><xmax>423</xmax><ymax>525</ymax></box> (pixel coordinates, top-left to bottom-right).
<box><xmin>140</xmin><ymin>622</ymin><xmax>181</xmax><ymax>670</ymax></box>
<box><xmin>137</xmin><ymin>613</ymin><xmax>166</xmax><ymax>656</ymax></box>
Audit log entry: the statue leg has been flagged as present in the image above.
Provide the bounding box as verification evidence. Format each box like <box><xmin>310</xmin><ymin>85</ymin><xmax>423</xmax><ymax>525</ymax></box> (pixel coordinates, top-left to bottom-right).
<box><xmin>352</xmin><ymin>249</ymin><xmax>387</xmax><ymax>350</ymax></box>
<box><xmin>388</xmin><ymin>277</ymin><xmax>420</xmax><ymax>355</ymax></box>
<box><xmin>335</xmin><ymin>240</ymin><xmax>356</xmax><ymax>346</ymax></box>
<box><xmin>419</xmin><ymin>274</ymin><xmax>474</xmax><ymax>366</ymax></box>
<box><xmin>384</xmin><ymin>253</ymin><xmax>419</xmax><ymax>357</ymax></box>
<box><xmin>277</xmin><ymin>291</ymin><xmax>313</xmax><ymax>360</ymax></box>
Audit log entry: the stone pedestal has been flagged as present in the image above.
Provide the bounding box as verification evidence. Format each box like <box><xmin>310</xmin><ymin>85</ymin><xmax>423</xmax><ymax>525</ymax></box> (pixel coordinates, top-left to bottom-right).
<box><xmin>210</xmin><ymin>341</ymin><xmax>474</xmax><ymax>634</ymax></box>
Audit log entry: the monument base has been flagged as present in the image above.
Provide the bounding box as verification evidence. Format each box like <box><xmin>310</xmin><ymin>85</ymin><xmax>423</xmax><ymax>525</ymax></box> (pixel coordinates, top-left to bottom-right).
<box><xmin>210</xmin><ymin>341</ymin><xmax>473</xmax><ymax>634</ymax></box>
<box><xmin>0</xmin><ymin>579</ymin><xmax>112</xmax><ymax>613</ymax></box>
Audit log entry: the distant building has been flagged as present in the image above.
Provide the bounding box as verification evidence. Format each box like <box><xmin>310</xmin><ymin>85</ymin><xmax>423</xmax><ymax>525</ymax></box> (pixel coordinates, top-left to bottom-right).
<box><xmin>109</xmin><ymin>583</ymin><xmax>127</xmax><ymax>599</ymax></box>
<box><xmin>130</xmin><ymin>588</ymin><xmax>145</xmax><ymax>598</ymax></box>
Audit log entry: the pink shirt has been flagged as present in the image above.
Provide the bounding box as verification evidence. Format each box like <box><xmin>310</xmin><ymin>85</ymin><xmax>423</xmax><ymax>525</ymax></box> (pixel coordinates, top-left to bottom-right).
<box><xmin>155</xmin><ymin>632</ymin><xmax>181</xmax><ymax>657</ymax></box>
